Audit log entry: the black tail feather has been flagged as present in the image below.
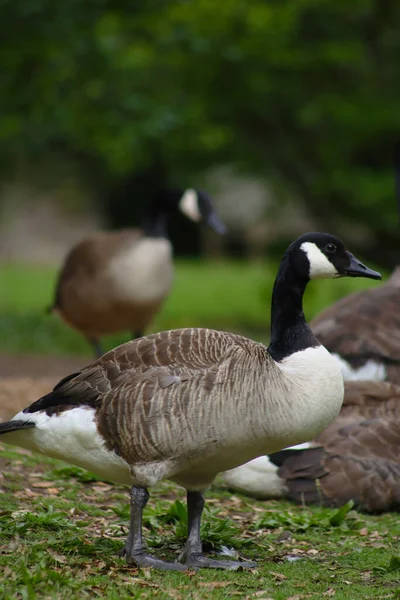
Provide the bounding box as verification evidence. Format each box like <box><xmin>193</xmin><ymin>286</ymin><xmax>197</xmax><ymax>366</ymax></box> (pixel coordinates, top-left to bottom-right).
<box><xmin>0</xmin><ymin>420</ymin><xmax>35</xmax><ymax>434</ymax></box>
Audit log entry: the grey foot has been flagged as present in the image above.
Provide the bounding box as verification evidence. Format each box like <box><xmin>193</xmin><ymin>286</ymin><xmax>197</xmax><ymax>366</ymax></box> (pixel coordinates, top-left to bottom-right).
<box><xmin>183</xmin><ymin>552</ymin><xmax>256</xmax><ymax>571</ymax></box>
<box><xmin>127</xmin><ymin>551</ymin><xmax>187</xmax><ymax>572</ymax></box>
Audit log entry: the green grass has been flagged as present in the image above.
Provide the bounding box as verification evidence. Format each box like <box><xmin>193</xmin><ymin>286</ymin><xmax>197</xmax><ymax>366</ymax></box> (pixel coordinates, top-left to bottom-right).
<box><xmin>0</xmin><ymin>259</ymin><xmax>385</xmax><ymax>355</ymax></box>
<box><xmin>0</xmin><ymin>445</ymin><xmax>399</xmax><ymax>599</ymax></box>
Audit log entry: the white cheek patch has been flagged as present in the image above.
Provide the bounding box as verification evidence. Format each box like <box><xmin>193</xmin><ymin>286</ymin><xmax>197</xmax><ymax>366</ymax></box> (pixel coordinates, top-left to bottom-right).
<box><xmin>301</xmin><ymin>242</ymin><xmax>339</xmax><ymax>279</ymax></box>
<box><xmin>179</xmin><ymin>189</ymin><xmax>202</xmax><ymax>222</ymax></box>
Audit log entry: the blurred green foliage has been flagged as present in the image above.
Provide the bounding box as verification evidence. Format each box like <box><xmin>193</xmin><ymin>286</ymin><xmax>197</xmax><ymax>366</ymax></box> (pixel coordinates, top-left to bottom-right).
<box><xmin>1</xmin><ymin>0</ymin><xmax>400</xmax><ymax>257</ymax></box>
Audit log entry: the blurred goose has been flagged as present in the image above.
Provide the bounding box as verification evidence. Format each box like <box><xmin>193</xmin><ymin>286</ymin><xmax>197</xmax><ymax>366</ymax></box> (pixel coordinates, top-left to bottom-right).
<box><xmin>268</xmin><ymin>380</ymin><xmax>400</xmax><ymax>513</ymax></box>
<box><xmin>310</xmin><ymin>267</ymin><xmax>400</xmax><ymax>384</ymax></box>
<box><xmin>49</xmin><ymin>188</ymin><xmax>226</xmax><ymax>357</ymax></box>
<box><xmin>0</xmin><ymin>233</ymin><xmax>380</xmax><ymax>571</ymax></box>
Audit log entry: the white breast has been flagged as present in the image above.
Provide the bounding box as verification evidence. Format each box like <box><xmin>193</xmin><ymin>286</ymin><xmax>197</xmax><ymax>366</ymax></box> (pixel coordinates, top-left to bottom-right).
<box><xmin>8</xmin><ymin>409</ymin><xmax>132</xmax><ymax>485</ymax></box>
<box><xmin>106</xmin><ymin>237</ymin><xmax>173</xmax><ymax>303</ymax></box>
<box><xmin>261</xmin><ymin>345</ymin><xmax>344</xmax><ymax>450</ymax></box>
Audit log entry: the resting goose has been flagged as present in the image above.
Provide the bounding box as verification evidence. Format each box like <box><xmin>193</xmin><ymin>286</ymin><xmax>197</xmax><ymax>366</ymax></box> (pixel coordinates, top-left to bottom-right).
<box><xmin>268</xmin><ymin>380</ymin><xmax>400</xmax><ymax>513</ymax></box>
<box><xmin>310</xmin><ymin>267</ymin><xmax>400</xmax><ymax>384</ymax></box>
<box><xmin>49</xmin><ymin>188</ymin><xmax>226</xmax><ymax>357</ymax></box>
<box><xmin>0</xmin><ymin>233</ymin><xmax>380</xmax><ymax>571</ymax></box>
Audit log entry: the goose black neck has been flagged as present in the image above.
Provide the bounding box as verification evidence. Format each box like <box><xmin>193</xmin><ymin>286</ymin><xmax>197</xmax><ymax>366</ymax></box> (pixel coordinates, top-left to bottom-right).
<box><xmin>140</xmin><ymin>195</ymin><xmax>169</xmax><ymax>238</ymax></box>
<box><xmin>267</xmin><ymin>254</ymin><xmax>319</xmax><ymax>362</ymax></box>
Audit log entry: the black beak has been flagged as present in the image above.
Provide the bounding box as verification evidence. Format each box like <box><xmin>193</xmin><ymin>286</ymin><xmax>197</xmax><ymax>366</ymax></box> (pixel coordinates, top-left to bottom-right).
<box><xmin>206</xmin><ymin>211</ymin><xmax>227</xmax><ymax>235</ymax></box>
<box><xmin>344</xmin><ymin>253</ymin><xmax>382</xmax><ymax>280</ymax></box>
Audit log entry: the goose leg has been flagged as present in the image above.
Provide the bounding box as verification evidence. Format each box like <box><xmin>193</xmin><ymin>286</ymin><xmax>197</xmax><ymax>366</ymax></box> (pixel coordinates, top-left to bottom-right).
<box><xmin>179</xmin><ymin>491</ymin><xmax>256</xmax><ymax>570</ymax></box>
<box><xmin>124</xmin><ymin>485</ymin><xmax>187</xmax><ymax>571</ymax></box>
<box><xmin>88</xmin><ymin>337</ymin><xmax>103</xmax><ymax>358</ymax></box>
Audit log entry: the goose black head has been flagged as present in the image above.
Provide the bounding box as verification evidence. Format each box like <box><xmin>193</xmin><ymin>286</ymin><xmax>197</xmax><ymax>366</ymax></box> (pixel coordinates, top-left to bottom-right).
<box><xmin>143</xmin><ymin>188</ymin><xmax>226</xmax><ymax>238</ymax></box>
<box><xmin>177</xmin><ymin>188</ymin><xmax>226</xmax><ymax>234</ymax></box>
<box><xmin>289</xmin><ymin>232</ymin><xmax>382</xmax><ymax>282</ymax></box>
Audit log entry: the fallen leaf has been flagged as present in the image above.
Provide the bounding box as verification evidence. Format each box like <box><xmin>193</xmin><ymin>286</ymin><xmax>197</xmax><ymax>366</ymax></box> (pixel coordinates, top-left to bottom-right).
<box><xmin>323</xmin><ymin>589</ymin><xmax>336</xmax><ymax>597</ymax></box>
<box><xmin>270</xmin><ymin>571</ymin><xmax>287</xmax><ymax>581</ymax></box>
<box><xmin>48</xmin><ymin>550</ymin><xmax>67</xmax><ymax>563</ymax></box>
<box><xmin>121</xmin><ymin>577</ymin><xmax>159</xmax><ymax>588</ymax></box>
<box><xmin>307</xmin><ymin>549</ymin><xmax>318</xmax><ymax>556</ymax></box>
<box><xmin>198</xmin><ymin>582</ymin><xmax>231</xmax><ymax>589</ymax></box>
<box><xmin>31</xmin><ymin>481</ymin><xmax>57</xmax><ymax>488</ymax></box>
<box><xmin>359</xmin><ymin>528</ymin><xmax>368</xmax><ymax>536</ymax></box>
<box><xmin>368</xmin><ymin>530</ymin><xmax>380</xmax><ymax>538</ymax></box>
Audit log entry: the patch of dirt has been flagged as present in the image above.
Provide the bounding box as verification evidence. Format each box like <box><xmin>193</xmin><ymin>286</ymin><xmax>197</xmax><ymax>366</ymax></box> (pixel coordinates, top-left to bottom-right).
<box><xmin>0</xmin><ymin>353</ymin><xmax>89</xmax><ymax>379</ymax></box>
<box><xmin>0</xmin><ymin>353</ymin><xmax>90</xmax><ymax>419</ymax></box>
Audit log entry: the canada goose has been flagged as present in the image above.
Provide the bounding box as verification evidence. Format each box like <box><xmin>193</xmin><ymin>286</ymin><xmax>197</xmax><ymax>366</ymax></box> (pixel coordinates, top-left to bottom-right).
<box><xmin>49</xmin><ymin>189</ymin><xmax>226</xmax><ymax>357</ymax></box>
<box><xmin>0</xmin><ymin>233</ymin><xmax>380</xmax><ymax>571</ymax></box>
<box><xmin>310</xmin><ymin>267</ymin><xmax>400</xmax><ymax>384</ymax></box>
<box><xmin>222</xmin><ymin>268</ymin><xmax>400</xmax><ymax>499</ymax></box>
<box><xmin>268</xmin><ymin>380</ymin><xmax>400</xmax><ymax>513</ymax></box>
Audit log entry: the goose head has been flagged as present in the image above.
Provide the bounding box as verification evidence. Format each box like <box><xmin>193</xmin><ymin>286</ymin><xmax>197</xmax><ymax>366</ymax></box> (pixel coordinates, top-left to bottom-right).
<box><xmin>288</xmin><ymin>232</ymin><xmax>382</xmax><ymax>282</ymax></box>
<box><xmin>142</xmin><ymin>188</ymin><xmax>226</xmax><ymax>237</ymax></box>
<box><xmin>177</xmin><ymin>188</ymin><xmax>226</xmax><ymax>234</ymax></box>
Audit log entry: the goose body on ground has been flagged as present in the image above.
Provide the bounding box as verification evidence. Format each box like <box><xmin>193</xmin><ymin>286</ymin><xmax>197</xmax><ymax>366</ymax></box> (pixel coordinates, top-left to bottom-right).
<box><xmin>311</xmin><ymin>267</ymin><xmax>400</xmax><ymax>384</ymax></box>
<box><xmin>49</xmin><ymin>188</ymin><xmax>225</xmax><ymax>357</ymax></box>
<box><xmin>0</xmin><ymin>233</ymin><xmax>380</xmax><ymax>571</ymax></box>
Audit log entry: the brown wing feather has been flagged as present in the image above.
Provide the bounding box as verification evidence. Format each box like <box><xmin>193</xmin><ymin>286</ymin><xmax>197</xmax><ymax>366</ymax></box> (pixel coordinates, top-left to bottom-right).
<box><xmin>53</xmin><ymin>228</ymin><xmax>142</xmax><ymax>310</ymax></box>
<box><xmin>51</xmin><ymin>229</ymin><xmax>148</xmax><ymax>336</ymax></box>
<box><xmin>26</xmin><ymin>328</ymin><xmax>258</xmax><ymax>414</ymax></box>
<box><xmin>26</xmin><ymin>328</ymin><xmax>268</xmax><ymax>468</ymax></box>
<box><xmin>311</xmin><ymin>273</ymin><xmax>400</xmax><ymax>365</ymax></box>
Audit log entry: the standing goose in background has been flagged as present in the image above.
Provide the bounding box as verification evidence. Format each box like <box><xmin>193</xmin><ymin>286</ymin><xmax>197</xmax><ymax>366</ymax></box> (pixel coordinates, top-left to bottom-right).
<box><xmin>0</xmin><ymin>233</ymin><xmax>380</xmax><ymax>571</ymax></box>
<box><xmin>268</xmin><ymin>380</ymin><xmax>400</xmax><ymax>513</ymax></box>
<box><xmin>49</xmin><ymin>188</ymin><xmax>226</xmax><ymax>357</ymax></box>
<box><xmin>310</xmin><ymin>267</ymin><xmax>400</xmax><ymax>384</ymax></box>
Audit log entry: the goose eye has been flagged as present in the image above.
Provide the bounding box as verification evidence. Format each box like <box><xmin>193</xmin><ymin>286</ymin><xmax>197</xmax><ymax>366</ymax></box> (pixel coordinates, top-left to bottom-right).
<box><xmin>325</xmin><ymin>243</ymin><xmax>337</xmax><ymax>253</ymax></box>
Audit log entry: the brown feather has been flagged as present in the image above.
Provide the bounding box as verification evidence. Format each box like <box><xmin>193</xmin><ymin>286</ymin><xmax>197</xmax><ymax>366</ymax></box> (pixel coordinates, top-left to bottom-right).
<box><xmin>27</xmin><ymin>329</ymin><xmax>274</xmax><ymax>484</ymax></box>
<box><xmin>311</xmin><ymin>268</ymin><xmax>400</xmax><ymax>379</ymax></box>
<box><xmin>52</xmin><ymin>228</ymin><xmax>167</xmax><ymax>338</ymax></box>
